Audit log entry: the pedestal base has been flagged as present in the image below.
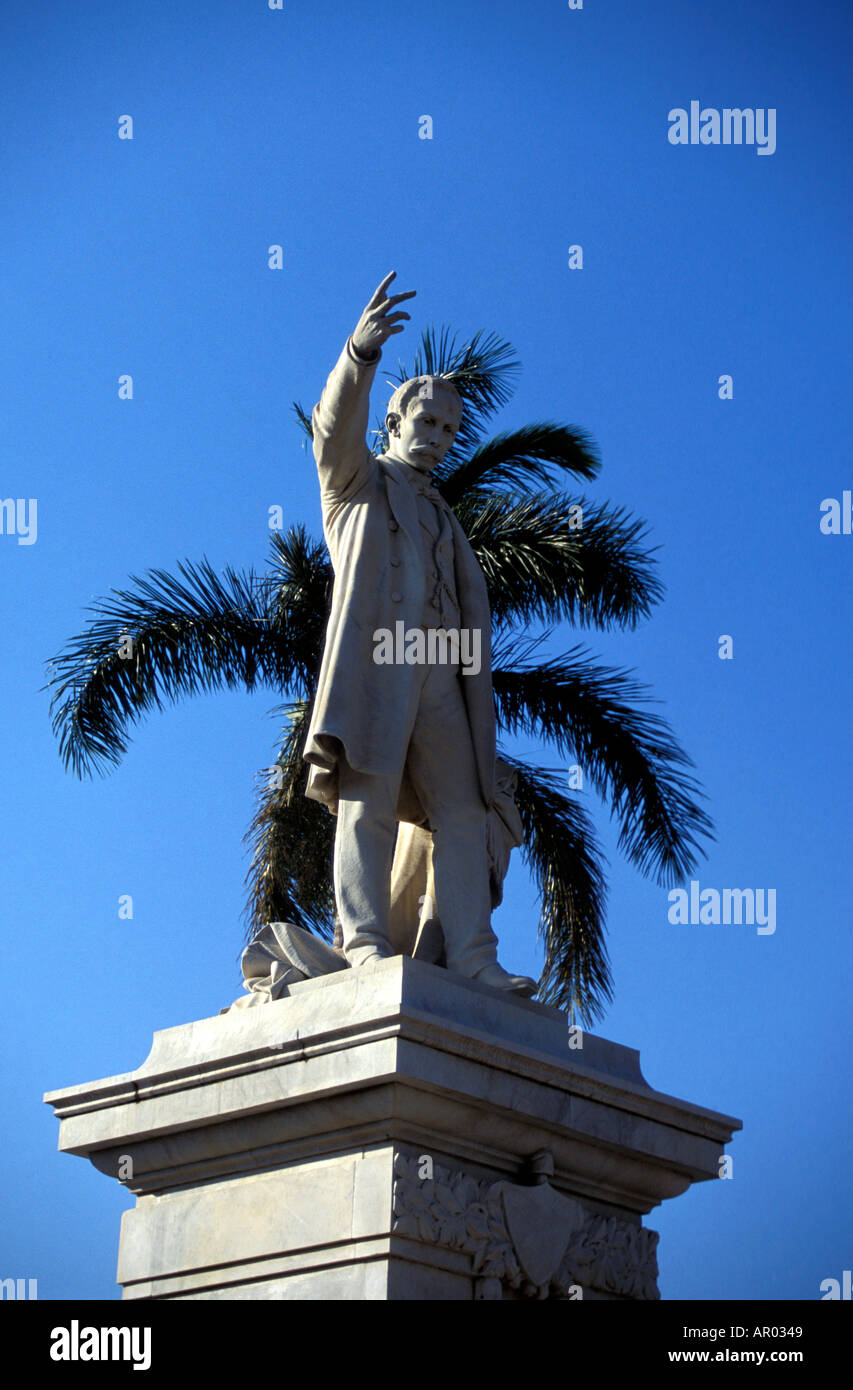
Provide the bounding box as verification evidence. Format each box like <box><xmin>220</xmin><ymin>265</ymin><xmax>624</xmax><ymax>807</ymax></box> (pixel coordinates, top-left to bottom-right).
<box><xmin>45</xmin><ymin>957</ymin><xmax>740</xmax><ymax>1300</ymax></box>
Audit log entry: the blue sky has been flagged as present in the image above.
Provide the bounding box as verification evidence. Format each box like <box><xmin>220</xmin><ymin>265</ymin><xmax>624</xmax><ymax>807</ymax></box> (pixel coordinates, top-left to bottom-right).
<box><xmin>1</xmin><ymin>0</ymin><xmax>850</xmax><ymax>1300</ymax></box>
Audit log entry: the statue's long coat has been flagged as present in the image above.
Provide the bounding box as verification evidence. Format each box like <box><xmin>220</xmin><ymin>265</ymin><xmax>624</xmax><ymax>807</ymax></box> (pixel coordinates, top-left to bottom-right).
<box><xmin>304</xmin><ymin>337</ymin><xmax>497</xmax><ymax>824</ymax></box>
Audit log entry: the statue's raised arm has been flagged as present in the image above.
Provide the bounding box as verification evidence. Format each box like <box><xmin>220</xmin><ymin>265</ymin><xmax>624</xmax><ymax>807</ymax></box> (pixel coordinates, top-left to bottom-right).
<box><xmin>312</xmin><ymin>273</ymin><xmax>416</xmax><ymax>497</ymax></box>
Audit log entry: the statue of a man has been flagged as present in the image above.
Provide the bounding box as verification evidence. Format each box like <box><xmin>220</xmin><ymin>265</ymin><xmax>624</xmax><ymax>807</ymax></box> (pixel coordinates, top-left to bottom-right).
<box><xmin>304</xmin><ymin>273</ymin><xmax>536</xmax><ymax>997</ymax></box>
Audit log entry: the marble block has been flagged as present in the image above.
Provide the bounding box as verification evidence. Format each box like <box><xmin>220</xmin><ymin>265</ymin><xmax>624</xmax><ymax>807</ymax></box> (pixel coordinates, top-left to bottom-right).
<box><xmin>44</xmin><ymin>957</ymin><xmax>741</xmax><ymax>1300</ymax></box>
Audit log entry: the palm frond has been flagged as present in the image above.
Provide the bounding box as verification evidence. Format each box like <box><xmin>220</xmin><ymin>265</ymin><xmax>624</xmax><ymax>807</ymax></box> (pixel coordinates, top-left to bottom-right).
<box><xmin>501</xmin><ymin>754</ymin><xmax>610</xmax><ymax>1021</ymax></box>
<box><xmin>45</xmin><ymin>559</ymin><xmax>296</xmax><ymax>778</ymax></box>
<box><xmin>265</xmin><ymin>526</ymin><xmax>333</xmax><ymax>690</ymax></box>
<box><xmin>291</xmin><ymin>400</ymin><xmax>314</xmax><ymax>444</ymax></box>
<box><xmin>243</xmin><ymin>698</ymin><xmax>335</xmax><ymax>938</ymax></box>
<box><xmin>458</xmin><ymin>491</ymin><xmax>663</xmax><ymax>630</ymax></box>
<box><xmin>493</xmin><ymin>642</ymin><xmax>714</xmax><ymax>886</ymax></box>
<box><xmin>438</xmin><ymin>424</ymin><xmax>600</xmax><ymax>504</ymax></box>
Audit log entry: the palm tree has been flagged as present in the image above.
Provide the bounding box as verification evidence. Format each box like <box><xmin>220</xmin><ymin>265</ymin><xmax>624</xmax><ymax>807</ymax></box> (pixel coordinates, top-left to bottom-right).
<box><xmin>45</xmin><ymin>327</ymin><xmax>712</xmax><ymax>1022</ymax></box>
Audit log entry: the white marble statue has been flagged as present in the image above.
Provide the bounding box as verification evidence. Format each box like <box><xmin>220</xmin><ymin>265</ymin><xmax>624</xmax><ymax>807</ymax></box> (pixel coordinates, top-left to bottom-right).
<box><xmin>301</xmin><ymin>273</ymin><xmax>536</xmax><ymax>997</ymax></box>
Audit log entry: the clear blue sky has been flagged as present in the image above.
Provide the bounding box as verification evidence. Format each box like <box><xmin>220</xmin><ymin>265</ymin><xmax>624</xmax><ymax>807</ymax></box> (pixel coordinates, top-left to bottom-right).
<box><xmin>1</xmin><ymin>0</ymin><xmax>850</xmax><ymax>1301</ymax></box>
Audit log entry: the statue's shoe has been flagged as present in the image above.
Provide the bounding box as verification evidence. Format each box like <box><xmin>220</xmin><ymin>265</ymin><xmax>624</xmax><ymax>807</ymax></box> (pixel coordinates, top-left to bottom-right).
<box><xmin>355</xmin><ymin>950</ymin><xmax>392</xmax><ymax>966</ymax></box>
<box><xmin>472</xmin><ymin>962</ymin><xmax>538</xmax><ymax>998</ymax></box>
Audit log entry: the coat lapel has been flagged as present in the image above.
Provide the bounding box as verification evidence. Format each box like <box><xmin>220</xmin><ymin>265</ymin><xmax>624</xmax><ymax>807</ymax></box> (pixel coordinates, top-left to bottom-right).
<box><xmin>380</xmin><ymin>457</ymin><xmax>422</xmax><ymax>557</ymax></box>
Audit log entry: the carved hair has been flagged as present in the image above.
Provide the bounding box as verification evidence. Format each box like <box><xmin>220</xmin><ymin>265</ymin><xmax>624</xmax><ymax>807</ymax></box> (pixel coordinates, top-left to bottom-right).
<box><xmin>385</xmin><ymin>375</ymin><xmax>464</xmax><ymax>429</ymax></box>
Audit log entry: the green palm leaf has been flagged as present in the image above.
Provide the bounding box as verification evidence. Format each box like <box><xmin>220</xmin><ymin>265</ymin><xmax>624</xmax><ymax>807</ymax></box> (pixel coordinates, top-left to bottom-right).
<box><xmin>493</xmin><ymin>639</ymin><xmax>714</xmax><ymax>885</ymax></box>
<box><xmin>459</xmin><ymin>491</ymin><xmax>663</xmax><ymax>630</ymax></box>
<box><xmin>265</xmin><ymin>526</ymin><xmax>333</xmax><ymax>693</ymax></box>
<box><xmin>501</xmin><ymin>754</ymin><xmax>610</xmax><ymax>1021</ymax></box>
<box><xmin>243</xmin><ymin>698</ymin><xmax>335</xmax><ymax>938</ymax></box>
<box><xmin>46</xmin><ymin>559</ymin><xmax>293</xmax><ymax>778</ymax></box>
<box><xmin>437</xmin><ymin>424</ymin><xmax>600</xmax><ymax>503</ymax></box>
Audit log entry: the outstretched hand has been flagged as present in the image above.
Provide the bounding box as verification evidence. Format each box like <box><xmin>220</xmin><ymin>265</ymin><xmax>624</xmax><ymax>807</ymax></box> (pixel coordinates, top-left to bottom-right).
<box><xmin>351</xmin><ymin>271</ymin><xmax>416</xmax><ymax>357</ymax></box>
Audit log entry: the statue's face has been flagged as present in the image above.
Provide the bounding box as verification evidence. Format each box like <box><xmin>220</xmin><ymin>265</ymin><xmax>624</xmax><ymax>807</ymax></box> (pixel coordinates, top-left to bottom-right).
<box><xmin>389</xmin><ymin>391</ymin><xmax>461</xmax><ymax>471</ymax></box>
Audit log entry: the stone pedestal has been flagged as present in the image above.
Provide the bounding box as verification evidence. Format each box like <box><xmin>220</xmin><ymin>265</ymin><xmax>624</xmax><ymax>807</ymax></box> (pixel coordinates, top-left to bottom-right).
<box><xmin>44</xmin><ymin>957</ymin><xmax>740</xmax><ymax>1300</ymax></box>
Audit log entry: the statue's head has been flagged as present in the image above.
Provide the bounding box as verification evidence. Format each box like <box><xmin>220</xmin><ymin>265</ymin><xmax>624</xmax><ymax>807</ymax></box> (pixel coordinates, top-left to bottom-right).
<box><xmin>385</xmin><ymin>376</ymin><xmax>463</xmax><ymax>472</ymax></box>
